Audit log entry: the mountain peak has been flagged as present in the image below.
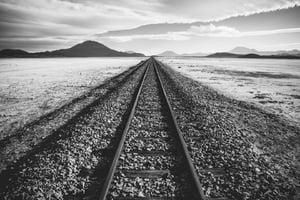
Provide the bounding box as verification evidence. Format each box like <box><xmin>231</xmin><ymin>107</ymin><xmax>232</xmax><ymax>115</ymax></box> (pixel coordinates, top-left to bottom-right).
<box><xmin>125</xmin><ymin>50</ymin><xmax>136</xmax><ymax>54</ymax></box>
<box><xmin>70</xmin><ymin>40</ymin><xmax>108</xmax><ymax>49</ymax></box>
<box><xmin>156</xmin><ymin>50</ymin><xmax>179</xmax><ymax>56</ymax></box>
<box><xmin>230</xmin><ymin>46</ymin><xmax>258</xmax><ymax>54</ymax></box>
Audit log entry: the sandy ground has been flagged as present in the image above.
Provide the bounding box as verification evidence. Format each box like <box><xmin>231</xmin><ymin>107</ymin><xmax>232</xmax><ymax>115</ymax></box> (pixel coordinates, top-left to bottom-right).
<box><xmin>0</xmin><ymin>57</ymin><xmax>144</xmax><ymax>139</ymax></box>
<box><xmin>157</xmin><ymin>57</ymin><xmax>300</xmax><ymax>126</ymax></box>
<box><xmin>159</xmin><ymin>61</ymin><xmax>300</xmax><ymax>199</ymax></box>
<box><xmin>0</xmin><ymin>58</ymin><xmax>298</xmax><ymax>199</ymax></box>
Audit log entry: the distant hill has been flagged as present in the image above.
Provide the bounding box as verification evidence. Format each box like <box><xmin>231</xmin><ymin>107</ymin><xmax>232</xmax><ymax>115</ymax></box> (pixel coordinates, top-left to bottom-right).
<box><xmin>156</xmin><ymin>51</ymin><xmax>179</xmax><ymax>57</ymax></box>
<box><xmin>230</xmin><ymin>46</ymin><xmax>300</xmax><ymax>56</ymax></box>
<box><xmin>156</xmin><ymin>50</ymin><xmax>208</xmax><ymax>57</ymax></box>
<box><xmin>207</xmin><ymin>52</ymin><xmax>300</xmax><ymax>59</ymax></box>
<box><xmin>207</xmin><ymin>52</ymin><xmax>240</xmax><ymax>58</ymax></box>
<box><xmin>124</xmin><ymin>50</ymin><xmax>138</xmax><ymax>54</ymax></box>
<box><xmin>230</xmin><ymin>47</ymin><xmax>258</xmax><ymax>54</ymax></box>
<box><xmin>0</xmin><ymin>40</ymin><xmax>145</xmax><ymax>58</ymax></box>
<box><xmin>240</xmin><ymin>53</ymin><xmax>300</xmax><ymax>59</ymax></box>
<box><xmin>0</xmin><ymin>49</ymin><xmax>32</xmax><ymax>58</ymax></box>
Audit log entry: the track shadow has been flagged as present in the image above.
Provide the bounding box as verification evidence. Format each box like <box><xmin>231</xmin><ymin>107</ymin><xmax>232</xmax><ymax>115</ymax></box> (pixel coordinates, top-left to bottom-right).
<box><xmin>0</xmin><ymin>61</ymin><xmax>146</xmax><ymax>194</ymax></box>
<box><xmin>0</xmin><ymin>60</ymin><xmax>146</xmax><ymax>146</ymax></box>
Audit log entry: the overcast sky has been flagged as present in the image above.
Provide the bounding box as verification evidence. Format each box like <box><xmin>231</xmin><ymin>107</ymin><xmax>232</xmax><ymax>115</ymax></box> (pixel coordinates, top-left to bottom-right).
<box><xmin>0</xmin><ymin>0</ymin><xmax>299</xmax><ymax>54</ymax></box>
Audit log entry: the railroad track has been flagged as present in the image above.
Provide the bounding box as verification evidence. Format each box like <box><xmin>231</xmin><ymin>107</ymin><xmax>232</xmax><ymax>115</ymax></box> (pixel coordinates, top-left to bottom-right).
<box><xmin>0</xmin><ymin>57</ymin><xmax>296</xmax><ymax>200</ymax></box>
<box><xmin>99</xmin><ymin>57</ymin><xmax>206</xmax><ymax>200</ymax></box>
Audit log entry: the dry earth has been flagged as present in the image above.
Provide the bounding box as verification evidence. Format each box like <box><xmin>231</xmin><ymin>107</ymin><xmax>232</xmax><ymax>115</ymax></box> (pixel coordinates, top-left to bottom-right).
<box><xmin>158</xmin><ymin>60</ymin><xmax>300</xmax><ymax>199</ymax></box>
<box><xmin>0</xmin><ymin>58</ymin><xmax>299</xmax><ymax>200</ymax></box>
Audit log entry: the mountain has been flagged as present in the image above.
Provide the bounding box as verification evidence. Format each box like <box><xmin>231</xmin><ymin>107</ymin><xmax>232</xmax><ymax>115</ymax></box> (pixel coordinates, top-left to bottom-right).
<box><xmin>124</xmin><ymin>50</ymin><xmax>137</xmax><ymax>54</ymax></box>
<box><xmin>207</xmin><ymin>52</ymin><xmax>240</xmax><ymax>58</ymax></box>
<box><xmin>0</xmin><ymin>49</ymin><xmax>32</xmax><ymax>58</ymax></box>
<box><xmin>156</xmin><ymin>51</ymin><xmax>209</xmax><ymax>57</ymax></box>
<box><xmin>207</xmin><ymin>52</ymin><xmax>300</xmax><ymax>59</ymax></box>
<box><xmin>0</xmin><ymin>40</ymin><xmax>145</xmax><ymax>58</ymax></box>
<box><xmin>240</xmin><ymin>54</ymin><xmax>300</xmax><ymax>59</ymax></box>
<box><xmin>156</xmin><ymin>50</ymin><xmax>208</xmax><ymax>57</ymax></box>
<box><xmin>37</xmin><ymin>41</ymin><xmax>145</xmax><ymax>57</ymax></box>
<box><xmin>230</xmin><ymin>47</ymin><xmax>259</xmax><ymax>54</ymax></box>
<box><xmin>156</xmin><ymin>51</ymin><xmax>179</xmax><ymax>57</ymax></box>
<box><xmin>230</xmin><ymin>46</ymin><xmax>300</xmax><ymax>56</ymax></box>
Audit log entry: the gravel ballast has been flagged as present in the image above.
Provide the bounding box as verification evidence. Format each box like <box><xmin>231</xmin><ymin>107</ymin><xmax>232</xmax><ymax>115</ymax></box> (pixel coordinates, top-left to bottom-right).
<box><xmin>157</xmin><ymin>60</ymin><xmax>299</xmax><ymax>199</ymax></box>
<box><xmin>0</xmin><ymin>60</ymin><xmax>147</xmax><ymax>174</ymax></box>
<box><xmin>107</xmin><ymin>64</ymin><xmax>194</xmax><ymax>199</ymax></box>
<box><xmin>1</xmin><ymin>58</ymin><xmax>299</xmax><ymax>200</ymax></box>
<box><xmin>0</xmin><ymin>61</ymin><xmax>148</xmax><ymax>199</ymax></box>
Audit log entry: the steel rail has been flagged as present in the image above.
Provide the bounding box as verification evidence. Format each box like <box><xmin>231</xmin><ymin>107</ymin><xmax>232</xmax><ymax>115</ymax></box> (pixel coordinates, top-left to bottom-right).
<box><xmin>98</xmin><ymin>58</ymin><xmax>151</xmax><ymax>200</ymax></box>
<box><xmin>153</xmin><ymin>58</ymin><xmax>206</xmax><ymax>200</ymax></box>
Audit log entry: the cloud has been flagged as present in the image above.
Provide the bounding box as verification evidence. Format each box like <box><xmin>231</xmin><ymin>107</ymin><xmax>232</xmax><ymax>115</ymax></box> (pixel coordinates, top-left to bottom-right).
<box><xmin>260</xmin><ymin>42</ymin><xmax>300</xmax><ymax>48</ymax></box>
<box><xmin>185</xmin><ymin>24</ymin><xmax>300</xmax><ymax>37</ymax></box>
<box><xmin>98</xmin><ymin>24</ymin><xmax>300</xmax><ymax>44</ymax></box>
<box><xmin>0</xmin><ymin>0</ymin><xmax>163</xmax><ymax>39</ymax></box>
<box><xmin>0</xmin><ymin>0</ymin><xmax>299</xmax><ymax>51</ymax></box>
<box><xmin>187</xmin><ymin>24</ymin><xmax>240</xmax><ymax>37</ymax></box>
<box><xmin>241</xmin><ymin>27</ymin><xmax>300</xmax><ymax>36</ymax></box>
<box><xmin>100</xmin><ymin>24</ymin><xmax>240</xmax><ymax>41</ymax></box>
<box><xmin>152</xmin><ymin>0</ymin><xmax>300</xmax><ymax>21</ymax></box>
<box><xmin>101</xmin><ymin>32</ymin><xmax>189</xmax><ymax>42</ymax></box>
<box><xmin>0</xmin><ymin>0</ymin><xmax>162</xmax><ymax>50</ymax></box>
<box><xmin>97</xmin><ymin>6</ymin><xmax>300</xmax><ymax>40</ymax></box>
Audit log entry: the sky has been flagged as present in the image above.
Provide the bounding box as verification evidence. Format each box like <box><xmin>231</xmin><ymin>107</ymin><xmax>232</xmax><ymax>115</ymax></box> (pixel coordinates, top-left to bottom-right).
<box><xmin>0</xmin><ymin>0</ymin><xmax>299</xmax><ymax>55</ymax></box>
